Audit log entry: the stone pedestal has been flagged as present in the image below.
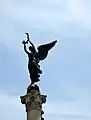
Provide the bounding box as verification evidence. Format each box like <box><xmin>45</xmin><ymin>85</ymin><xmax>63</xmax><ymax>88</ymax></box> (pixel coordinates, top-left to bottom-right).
<box><xmin>20</xmin><ymin>88</ymin><xmax>47</xmax><ymax>120</ymax></box>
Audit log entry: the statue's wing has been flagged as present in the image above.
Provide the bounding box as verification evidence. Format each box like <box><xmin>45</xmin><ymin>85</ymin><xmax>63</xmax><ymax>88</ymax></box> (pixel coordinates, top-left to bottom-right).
<box><xmin>37</xmin><ymin>40</ymin><xmax>57</xmax><ymax>61</ymax></box>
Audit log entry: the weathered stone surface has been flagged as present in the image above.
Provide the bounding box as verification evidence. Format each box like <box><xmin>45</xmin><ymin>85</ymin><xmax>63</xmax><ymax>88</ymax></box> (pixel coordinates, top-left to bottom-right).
<box><xmin>27</xmin><ymin>110</ymin><xmax>41</xmax><ymax>120</ymax></box>
<box><xmin>20</xmin><ymin>89</ymin><xmax>47</xmax><ymax>120</ymax></box>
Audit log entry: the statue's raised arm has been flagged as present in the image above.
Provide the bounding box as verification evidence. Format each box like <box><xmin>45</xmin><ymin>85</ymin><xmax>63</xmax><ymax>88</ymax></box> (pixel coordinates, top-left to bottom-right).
<box><xmin>22</xmin><ymin>40</ymin><xmax>30</xmax><ymax>54</ymax></box>
<box><xmin>25</xmin><ymin>33</ymin><xmax>36</xmax><ymax>54</ymax></box>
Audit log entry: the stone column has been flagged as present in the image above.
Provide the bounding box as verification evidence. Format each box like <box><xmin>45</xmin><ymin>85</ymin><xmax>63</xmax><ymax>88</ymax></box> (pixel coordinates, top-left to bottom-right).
<box><xmin>20</xmin><ymin>88</ymin><xmax>47</xmax><ymax>120</ymax></box>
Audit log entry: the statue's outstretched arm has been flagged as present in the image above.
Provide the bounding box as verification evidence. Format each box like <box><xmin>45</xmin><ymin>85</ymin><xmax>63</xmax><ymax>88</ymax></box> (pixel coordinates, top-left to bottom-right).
<box><xmin>25</xmin><ymin>33</ymin><xmax>36</xmax><ymax>52</ymax></box>
<box><xmin>22</xmin><ymin>41</ymin><xmax>29</xmax><ymax>54</ymax></box>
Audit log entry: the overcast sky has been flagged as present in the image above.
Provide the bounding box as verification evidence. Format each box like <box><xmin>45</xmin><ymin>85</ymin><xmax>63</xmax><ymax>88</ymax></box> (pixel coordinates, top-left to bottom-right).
<box><xmin>0</xmin><ymin>0</ymin><xmax>91</xmax><ymax>120</ymax></box>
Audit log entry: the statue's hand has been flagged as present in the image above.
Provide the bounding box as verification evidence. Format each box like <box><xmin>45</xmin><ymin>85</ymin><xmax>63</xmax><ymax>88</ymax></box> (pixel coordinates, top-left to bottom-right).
<box><xmin>22</xmin><ymin>40</ymin><xmax>26</xmax><ymax>44</ymax></box>
<box><xmin>25</xmin><ymin>33</ymin><xmax>29</xmax><ymax>42</ymax></box>
<box><xmin>25</xmin><ymin>33</ymin><xmax>29</xmax><ymax>36</ymax></box>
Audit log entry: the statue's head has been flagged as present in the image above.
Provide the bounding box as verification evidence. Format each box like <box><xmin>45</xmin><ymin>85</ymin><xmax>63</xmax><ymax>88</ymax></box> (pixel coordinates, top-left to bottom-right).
<box><xmin>29</xmin><ymin>46</ymin><xmax>35</xmax><ymax>53</ymax></box>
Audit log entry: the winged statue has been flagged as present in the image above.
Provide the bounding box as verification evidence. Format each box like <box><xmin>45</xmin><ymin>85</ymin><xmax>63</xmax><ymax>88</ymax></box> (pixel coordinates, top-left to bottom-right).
<box><xmin>22</xmin><ymin>33</ymin><xmax>57</xmax><ymax>84</ymax></box>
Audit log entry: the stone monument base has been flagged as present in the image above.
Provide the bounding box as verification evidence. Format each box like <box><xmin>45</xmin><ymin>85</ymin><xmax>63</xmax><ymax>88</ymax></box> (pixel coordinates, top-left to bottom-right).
<box><xmin>20</xmin><ymin>84</ymin><xmax>47</xmax><ymax>120</ymax></box>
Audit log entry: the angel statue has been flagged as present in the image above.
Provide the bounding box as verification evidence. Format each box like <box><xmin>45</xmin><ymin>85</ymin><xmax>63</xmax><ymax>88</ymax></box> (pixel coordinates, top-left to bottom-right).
<box><xmin>22</xmin><ymin>33</ymin><xmax>57</xmax><ymax>84</ymax></box>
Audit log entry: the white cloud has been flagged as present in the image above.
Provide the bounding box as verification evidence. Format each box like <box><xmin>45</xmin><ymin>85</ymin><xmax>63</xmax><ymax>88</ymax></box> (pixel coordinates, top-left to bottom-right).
<box><xmin>45</xmin><ymin>101</ymin><xmax>91</xmax><ymax>117</ymax></box>
<box><xmin>0</xmin><ymin>91</ymin><xmax>25</xmax><ymax>120</ymax></box>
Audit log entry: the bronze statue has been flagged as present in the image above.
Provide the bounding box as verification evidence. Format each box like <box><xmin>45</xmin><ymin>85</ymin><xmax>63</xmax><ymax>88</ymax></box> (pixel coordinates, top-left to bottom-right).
<box><xmin>22</xmin><ymin>33</ymin><xmax>57</xmax><ymax>84</ymax></box>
